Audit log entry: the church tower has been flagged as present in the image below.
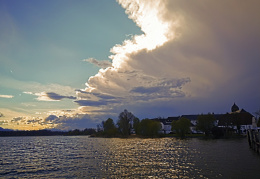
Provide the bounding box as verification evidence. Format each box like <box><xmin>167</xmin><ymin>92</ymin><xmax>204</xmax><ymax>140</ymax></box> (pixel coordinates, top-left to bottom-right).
<box><xmin>231</xmin><ymin>103</ymin><xmax>239</xmax><ymax>112</ymax></box>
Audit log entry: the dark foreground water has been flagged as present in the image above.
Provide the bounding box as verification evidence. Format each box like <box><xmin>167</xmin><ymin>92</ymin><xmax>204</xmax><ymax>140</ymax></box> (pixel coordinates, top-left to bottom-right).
<box><xmin>0</xmin><ymin>136</ymin><xmax>260</xmax><ymax>178</ymax></box>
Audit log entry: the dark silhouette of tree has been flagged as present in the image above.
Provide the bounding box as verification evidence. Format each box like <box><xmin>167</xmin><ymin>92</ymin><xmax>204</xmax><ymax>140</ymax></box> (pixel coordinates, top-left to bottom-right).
<box><xmin>117</xmin><ymin>109</ymin><xmax>136</xmax><ymax>137</ymax></box>
<box><xmin>83</xmin><ymin>128</ymin><xmax>96</xmax><ymax>135</ymax></box>
<box><xmin>133</xmin><ymin>117</ymin><xmax>140</xmax><ymax>134</ymax></box>
<box><xmin>171</xmin><ymin>117</ymin><xmax>191</xmax><ymax>138</ymax></box>
<box><xmin>67</xmin><ymin>129</ymin><xmax>81</xmax><ymax>135</ymax></box>
<box><xmin>103</xmin><ymin>118</ymin><xmax>117</xmax><ymax>137</ymax></box>
<box><xmin>0</xmin><ymin>130</ymin><xmax>66</xmax><ymax>136</ymax></box>
<box><xmin>138</xmin><ymin>119</ymin><xmax>161</xmax><ymax>137</ymax></box>
<box><xmin>196</xmin><ymin>114</ymin><xmax>216</xmax><ymax>136</ymax></box>
<box><xmin>97</xmin><ymin>123</ymin><xmax>103</xmax><ymax>132</ymax></box>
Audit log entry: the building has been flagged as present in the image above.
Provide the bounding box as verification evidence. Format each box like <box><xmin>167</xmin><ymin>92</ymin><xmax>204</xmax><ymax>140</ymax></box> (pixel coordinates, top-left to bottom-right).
<box><xmin>152</xmin><ymin>117</ymin><xmax>179</xmax><ymax>134</ymax></box>
<box><xmin>151</xmin><ymin>103</ymin><xmax>255</xmax><ymax>135</ymax></box>
<box><xmin>218</xmin><ymin>103</ymin><xmax>255</xmax><ymax>134</ymax></box>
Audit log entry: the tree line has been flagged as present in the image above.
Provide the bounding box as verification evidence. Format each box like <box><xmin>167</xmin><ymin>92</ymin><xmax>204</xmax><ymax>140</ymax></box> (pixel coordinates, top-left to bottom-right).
<box><xmin>0</xmin><ymin>128</ymin><xmax>96</xmax><ymax>137</ymax></box>
<box><xmin>95</xmin><ymin>109</ymin><xmax>161</xmax><ymax>138</ymax></box>
<box><xmin>0</xmin><ymin>130</ymin><xmax>66</xmax><ymax>137</ymax></box>
<box><xmin>172</xmin><ymin>114</ymin><xmax>216</xmax><ymax>138</ymax></box>
<box><xmin>2</xmin><ymin>109</ymin><xmax>257</xmax><ymax>138</ymax></box>
<box><xmin>96</xmin><ymin>110</ymin><xmax>226</xmax><ymax>138</ymax></box>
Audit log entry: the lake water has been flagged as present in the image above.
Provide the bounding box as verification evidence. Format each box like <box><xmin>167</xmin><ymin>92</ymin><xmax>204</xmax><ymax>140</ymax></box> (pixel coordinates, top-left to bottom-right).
<box><xmin>0</xmin><ymin>136</ymin><xmax>260</xmax><ymax>178</ymax></box>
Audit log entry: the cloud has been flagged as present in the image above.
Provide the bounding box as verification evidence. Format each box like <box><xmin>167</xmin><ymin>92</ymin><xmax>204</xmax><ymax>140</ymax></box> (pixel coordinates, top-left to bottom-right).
<box><xmin>131</xmin><ymin>78</ymin><xmax>190</xmax><ymax>95</ymax></box>
<box><xmin>0</xmin><ymin>76</ymin><xmax>76</xmax><ymax>97</ymax></box>
<box><xmin>0</xmin><ymin>94</ymin><xmax>14</xmax><ymax>98</ymax></box>
<box><xmin>9</xmin><ymin>116</ymin><xmax>57</xmax><ymax>129</ymax></box>
<box><xmin>74</xmin><ymin>100</ymin><xmax>109</xmax><ymax>107</ymax></box>
<box><xmin>75</xmin><ymin>0</ymin><xmax>260</xmax><ymax>120</ymax></box>
<box><xmin>83</xmin><ymin>58</ymin><xmax>112</xmax><ymax>68</ymax></box>
<box><xmin>43</xmin><ymin>111</ymin><xmax>97</xmax><ymax>130</ymax></box>
<box><xmin>0</xmin><ymin>120</ymin><xmax>8</xmax><ymax>125</ymax></box>
<box><xmin>35</xmin><ymin>92</ymin><xmax>59</xmax><ymax>101</ymax></box>
<box><xmin>46</xmin><ymin>92</ymin><xmax>76</xmax><ymax>100</ymax></box>
<box><xmin>45</xmin><ymin>115</ymin><xmax>58</xmax><ymax>122</ymax></box>
<box><xmin>23</xmin><ymin>91</ymin><xmax>76</xmax><ymax>101</ymax></box>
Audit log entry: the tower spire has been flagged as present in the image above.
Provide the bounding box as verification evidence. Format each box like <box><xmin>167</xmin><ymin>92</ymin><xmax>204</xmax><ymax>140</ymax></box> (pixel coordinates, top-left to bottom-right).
<box><xmin>231</xmin><ymin>103</ymin><xmax>239</xmax><ymax>112</ymax></box>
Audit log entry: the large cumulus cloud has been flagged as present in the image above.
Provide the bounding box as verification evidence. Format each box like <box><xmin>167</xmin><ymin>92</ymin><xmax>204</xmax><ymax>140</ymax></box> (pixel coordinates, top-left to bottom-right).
<box><xmin>76</xmin><ymin>0</ymin><xmax>260</xmax><ymax>119</ymax></box>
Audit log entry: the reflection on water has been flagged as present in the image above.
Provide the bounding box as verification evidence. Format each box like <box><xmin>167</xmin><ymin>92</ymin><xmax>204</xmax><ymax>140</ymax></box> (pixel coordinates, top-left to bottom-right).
<box><xmin>104</xmin><ymin>139</ymin><xmax>200</xmax><ymax>178</ymax></box>
<box><xmin>0</xmin><ymin>136</ymin><xmax>260</xmax><ymax>178</ymax></box>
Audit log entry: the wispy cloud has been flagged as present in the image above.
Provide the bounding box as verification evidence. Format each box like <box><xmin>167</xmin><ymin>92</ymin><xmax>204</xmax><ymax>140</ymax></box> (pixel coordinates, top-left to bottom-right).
<box><xmin>45</xmin><ymin>92</ymin><xmax>76</xmax><ymax>101</ymax></box>
<box><xmin>24</xmin><ymin>92</ymin><xmax>76</xmax><ymax>101</ymax></box>
<box><xmin>83</xmin><ymin>58</ymin><xmax>112</xmax><ymax>68</ymax></box>
<box><xmin>0</xmin><ymin>94</ymin><xmax>14</xmax><ymax>98</ymax></box>
<box><xmin>0</xmin><ymin>76</ymin><xmax>76</xmax><ymax>97</ymax></box>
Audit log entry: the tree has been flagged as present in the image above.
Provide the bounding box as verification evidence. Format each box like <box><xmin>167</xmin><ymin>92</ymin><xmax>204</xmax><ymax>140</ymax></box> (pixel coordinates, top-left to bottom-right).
<box><xmin>103</xmin><ymin>118</ymin><xmax>117</xmax><ymax>137</ymax></box>
<box><xmin>133</xmin><ymin>117</ymin><xmax>140</xmax><ymax>134</ymax></box>
<box><xmin>196</xmin><ymin>114</ymin><xmax>216</xmax><ymax>136</ymax></box>
<box><xmin>138</xmin><ymin>119</ymin><xmax>161</xmax><ymax>137</ymax></box>
<box><xmin>97</xmin><ymin>123</ymin><xmax>103</xmax><ymax>132</ymax></box>
<box><xmin>171</xmin><ymin>117</ymin><xmax>191</xmax><ymax>138</ymax></box>
<box><xmin>83</xmin><ymin>128</ymin><xmax>96</xmax><ymax>135</ymax></box>
<box><xmin>117</xmin><ymin>109</ymin><xmax>136</xmax><ymax>137</ymax></box>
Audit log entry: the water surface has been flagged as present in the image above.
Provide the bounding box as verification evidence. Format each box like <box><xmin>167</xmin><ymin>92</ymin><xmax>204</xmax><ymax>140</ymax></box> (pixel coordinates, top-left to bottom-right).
<box><xmin>0</xmin><ymin>136</ymin><xmax>259</xmax><ymax>178</ymax></box>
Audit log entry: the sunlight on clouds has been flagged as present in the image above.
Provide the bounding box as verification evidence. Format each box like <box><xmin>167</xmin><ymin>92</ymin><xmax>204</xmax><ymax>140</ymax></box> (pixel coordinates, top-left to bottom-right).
<box><xmin>111</xmin><ymin>0</ymin><xmax>178</xmax><ymax>68</ymax></box>
<box><xmin>47</xmin><ymin>109</ymin><xmax>83</xmax><ymax>118</ymax></box>
<box><xmin>77</xmin><ymin>0</ymin><xmax>188</xmax><ymax>119</ymax></box>
<box><xmin>78</xmin><ymin>0</ymin><xmax>260</xmax><ymax>120</ymax></box>
<box><xmin>78</xmin><ymin>0</ymin><xmax>184</xmax><ymax>111</ymax></box>
<box><xmin>35</xmin><ymin>92</ymin><xmax>59</xmax><ymax>101</ymax></box>
<box><xmin>0</xmin><ymin>108</ymin><xmax>55</xmax><ymax>130</ymax></box>
<box><xmin>0</xmin><ymin>94</ymin><xmax>14</xmax><ymax>98</ymax></box>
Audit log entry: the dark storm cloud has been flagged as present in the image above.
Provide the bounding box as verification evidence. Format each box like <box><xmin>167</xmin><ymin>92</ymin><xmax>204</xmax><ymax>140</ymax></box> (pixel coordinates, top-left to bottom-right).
<box><xmin>131</xmin><ymin>78</ymin><xmax>191</xmax><ymax>95</ymax></box>
<box><xmin>46</xmin><ymin>92</ymin><xmax>76</xmax><ymax>100</ymax></box>
<box><xmin>76</xmin><ymin>90</ymin><xmax>118</xmax><ymax>100</ymax></box>
<box><xmin>74</xmin><ymin>99</ymin><xmax>117</xmax><ymax>107</ymax></box>
<box><xmin>45</xmin><ymin>115</ymin><xmax>59</xmax><ymax>121</ymax></box>
<box><xmin>44</xmin><ymin>113</ymin><xmax>97</xmax><ymax>130</ymax></box>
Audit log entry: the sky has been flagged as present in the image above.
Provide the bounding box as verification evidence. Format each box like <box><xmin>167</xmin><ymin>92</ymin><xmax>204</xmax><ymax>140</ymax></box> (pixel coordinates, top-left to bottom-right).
<box><xmin>0</xmin><ymin>0</ymin><xmax>260</xmax><ymax>130</ymax></box>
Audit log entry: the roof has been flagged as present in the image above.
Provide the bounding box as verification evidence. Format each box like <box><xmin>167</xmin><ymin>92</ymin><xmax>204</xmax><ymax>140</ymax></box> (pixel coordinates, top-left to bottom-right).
<box><xmin>151</xmin><ymin>117</ymin><xmax>180</xmax><ymax>125</ymax></box>
<box><xmin>181</xmin><ymin>115</ymin><xmax>198</xmax><ymax>121</ymax></box>
<box><xmin>218</xmin><ymin>112</ymin><xmax>253</xmax><ymax>126</ymax></box>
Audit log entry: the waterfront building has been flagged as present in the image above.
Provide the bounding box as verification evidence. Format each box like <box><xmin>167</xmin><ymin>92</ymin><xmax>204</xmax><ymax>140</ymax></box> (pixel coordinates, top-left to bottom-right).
<box><xmin>218</xmin><ymin>104</ymin><xmax>254</xmax><ymax>134</ymax></box>
<box><xmin>152</xmin><ymin>103</ymin><xmax>255</xmax><ymax>135</ymax></box>
<box><xmin>151</xmin><ymin>117</ymin><xmax>179</xmax><ymax>134</ymax></box>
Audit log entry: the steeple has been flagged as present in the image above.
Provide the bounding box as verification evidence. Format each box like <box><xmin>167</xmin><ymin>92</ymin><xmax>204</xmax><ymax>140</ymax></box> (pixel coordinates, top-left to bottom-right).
<box><xmin>231</xmin><ymin>103</ymin><xmax>239</xmax><ymax>112</ymax></box>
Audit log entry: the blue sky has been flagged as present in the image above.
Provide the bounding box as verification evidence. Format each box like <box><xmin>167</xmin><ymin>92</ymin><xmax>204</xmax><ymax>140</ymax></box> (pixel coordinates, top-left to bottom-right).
<box><xmin>1</xmin><ymin>0</ymin><xmax>260</xmax><ymax>130</ymax></box>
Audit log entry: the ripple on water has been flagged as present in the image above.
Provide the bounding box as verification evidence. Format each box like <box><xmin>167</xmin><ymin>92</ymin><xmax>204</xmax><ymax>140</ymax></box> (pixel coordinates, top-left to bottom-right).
<box><xmin>1</xmin><ymin>136</ymin><xmax>260</xmax><ymax>178</ymax></box>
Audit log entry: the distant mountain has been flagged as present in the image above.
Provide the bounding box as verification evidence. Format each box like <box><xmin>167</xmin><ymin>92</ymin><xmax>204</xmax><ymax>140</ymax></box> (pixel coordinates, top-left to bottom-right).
<box><xmin>0</xmin><ymin>127</ymin><xmax>13</xmax><ymax>131</ymax></box>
